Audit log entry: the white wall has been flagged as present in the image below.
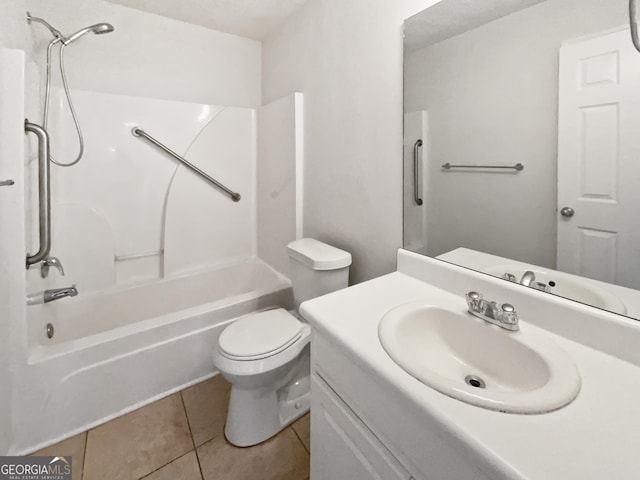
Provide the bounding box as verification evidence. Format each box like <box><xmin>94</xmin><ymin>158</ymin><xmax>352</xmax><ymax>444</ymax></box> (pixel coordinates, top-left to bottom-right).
<box><xmin>257</xmin><ymin>93</ymin><xmax>304</xmax><ymax>276</ymax></box>
<box><xmin>404</xmin><ymin>0</ymin><xmax>627</xmax><ymax>267</ymax></box>
<box><xmin>26</xmin><ymin>0</ymin><xmax>261</xmax><ymax>107</ymax></box>
<box><xmin>262</xmin><ymin>0</ymin><xmax>438</xmax><ymax>284</ymax></box>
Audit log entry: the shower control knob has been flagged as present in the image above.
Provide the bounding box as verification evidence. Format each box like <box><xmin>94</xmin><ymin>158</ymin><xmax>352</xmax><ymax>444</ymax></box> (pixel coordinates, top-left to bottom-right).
<box><xmin>560</xmin><ymin>207</ymin><xmax>575</xmax><ymax>218</ymax></box>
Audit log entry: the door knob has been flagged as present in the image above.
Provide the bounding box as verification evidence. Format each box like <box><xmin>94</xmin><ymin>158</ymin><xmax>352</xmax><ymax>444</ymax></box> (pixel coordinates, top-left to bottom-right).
<box><xmin>560</xmin><ymin>207</ymin><xmax>575</xmax><ymax>217</ymax></box>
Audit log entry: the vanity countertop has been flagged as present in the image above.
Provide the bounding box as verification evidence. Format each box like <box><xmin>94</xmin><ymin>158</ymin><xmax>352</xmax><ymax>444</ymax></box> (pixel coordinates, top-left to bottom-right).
<box><xmin>301</xmin><ymin>257</ymin><xmax>640</xmax><ymax>479</ymax></box>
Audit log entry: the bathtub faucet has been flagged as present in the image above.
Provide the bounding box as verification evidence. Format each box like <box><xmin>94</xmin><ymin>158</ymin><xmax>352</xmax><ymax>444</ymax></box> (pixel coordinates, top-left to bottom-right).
<box><xmin>41</xmin><ymin>256</ymin><xmax>65</xmax><ymax>278</ymax></box>
<box><xmin>44</xmin><ymin>285</ymin><xmax>78</xmax><ymax>303</ymax></box>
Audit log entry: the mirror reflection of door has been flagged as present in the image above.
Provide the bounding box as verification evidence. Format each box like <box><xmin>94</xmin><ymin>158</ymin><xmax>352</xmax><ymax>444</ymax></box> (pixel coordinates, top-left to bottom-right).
<box><xmin>557</xmin><ymin>27</ymin><xmax>640</xmax><ymax>289</ymax></box>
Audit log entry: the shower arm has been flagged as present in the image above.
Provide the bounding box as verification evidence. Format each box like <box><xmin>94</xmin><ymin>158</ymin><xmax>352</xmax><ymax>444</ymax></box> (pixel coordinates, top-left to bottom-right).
<box><xmin>26</xmin><ymin>12</ymin><xmax>65</xmax><ymax>42</ymax></box>
<box><xmin>632</xmin><ymin>0</ymin><xmax>640</xmax><ymax>53</ymax></box>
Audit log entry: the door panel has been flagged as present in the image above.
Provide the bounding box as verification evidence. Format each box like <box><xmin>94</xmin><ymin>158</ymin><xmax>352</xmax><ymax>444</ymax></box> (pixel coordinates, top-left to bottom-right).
<box><xmin>557</xmin><ymin>27</ymin><xmax>640</xmax><ymax>289</ymax></box>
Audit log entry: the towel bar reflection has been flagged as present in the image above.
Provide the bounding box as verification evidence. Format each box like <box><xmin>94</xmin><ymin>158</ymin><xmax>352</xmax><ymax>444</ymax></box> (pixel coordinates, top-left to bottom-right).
<box><xmin>131</xmin><ymin>126</ymin><xmax>241</xmax><ymax>202</ymax></box>
<box><xmin>442</xmin><ymin>163</ymin><xmax>524</xmax><ymax>171</ymax></box>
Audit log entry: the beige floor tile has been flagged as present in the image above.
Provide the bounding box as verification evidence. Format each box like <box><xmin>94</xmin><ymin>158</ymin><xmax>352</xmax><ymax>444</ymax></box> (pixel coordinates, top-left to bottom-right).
<box><xmin>182</xmin><ymin>375</ymin><xmax>231</xmax><ymax>447</ymax></box>
<box><xmin>83</xmin><ymin>393</ymin><xmax>192</xmax><ymax>480</ymax></box>
<box><xmin>141</xmin><ymin>451</ymin><xmax>202</xmax><ymax>480</ymax></box>
<box><xmin>197</xmin><ymin>427</ymin><xmax>309</xmax><ymax>480</ymax></box>
<box><xmin>291</xmin><ymin>413</ymin><xmax>310</xmax><ymax>453</ymax></box>
<box><xmin>31</xmin><ymin>432</ymin><xmax>87</xmax><ymax>480</ymax></box>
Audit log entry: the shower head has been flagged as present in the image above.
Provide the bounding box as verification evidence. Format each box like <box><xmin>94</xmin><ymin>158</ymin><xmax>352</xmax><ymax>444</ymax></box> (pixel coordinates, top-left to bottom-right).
<box><xmin>65</xmin><ymin>23</ymin><xmax>115</xmax><ymax>44</ymax></box>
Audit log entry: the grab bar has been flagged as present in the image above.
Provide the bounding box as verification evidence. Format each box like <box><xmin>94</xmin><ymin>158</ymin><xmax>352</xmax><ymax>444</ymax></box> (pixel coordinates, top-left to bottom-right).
<box><xmin>442</xmin><ymin>162</ymin><xmax>524</xmax><ymax>171</ymax></box>
<box><xmin>25</xmin><ymin>120</ymin><xmax>52</xmax><ymax>267</ymax></box>
<box><xmin>413</xmin><ymin>139</ymin><xmax>423</xmax><ymax>206</ymax></box>
<box><xmin>131</xmin><ymin>126</ymin><xmax>241</xmax><ymax>202</ymax></box>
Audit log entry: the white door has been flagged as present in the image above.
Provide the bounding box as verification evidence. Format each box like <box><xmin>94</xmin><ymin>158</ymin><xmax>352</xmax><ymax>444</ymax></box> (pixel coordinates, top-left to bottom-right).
<box><xmin>403</xmin><ymin>111</ymin><xmax>428</xmax><ymax>255</ymax></box>
<box><xmin>557</xmin><ymin>27</ymin><xmax>640</xmax><ymax>289</ymax></box>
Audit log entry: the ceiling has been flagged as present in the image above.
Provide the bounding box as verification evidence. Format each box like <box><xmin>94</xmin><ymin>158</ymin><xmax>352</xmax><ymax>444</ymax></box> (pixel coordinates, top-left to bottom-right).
<box><xmin>106</xmin><ymin>0</ymin><xmax>309</xmax><ymax>40</ymax></box>
<box><xmin>404</xmin><ymin>0</ymin><xmax>546</xmax><ymax>53</ymax></box>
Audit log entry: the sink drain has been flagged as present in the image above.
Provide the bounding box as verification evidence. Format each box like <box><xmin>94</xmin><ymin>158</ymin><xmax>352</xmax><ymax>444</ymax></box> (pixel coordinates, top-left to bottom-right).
<box><xmin>464</xmin><ymin>375</ymin><xmax>486</xmax><ymax>389</ymax></box>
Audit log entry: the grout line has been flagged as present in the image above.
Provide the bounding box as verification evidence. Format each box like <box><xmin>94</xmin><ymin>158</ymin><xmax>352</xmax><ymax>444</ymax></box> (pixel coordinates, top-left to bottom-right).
<box><xmin>137</xmin><ymin>450</ymin><xmax>194</xmax><ymax>480</ymax></box>
<box><xmin>81</xmin><ymin>431</ymin><xmax>88</xmax><ymax>480</ymax></box>
<box><xmin>290</xmin><ymin>425</ymin><xmax>310</xmax><ymax>456</ymax></box>
<box><xmin>180</xmin><ymin>391</ymin><xmax>205</xmax><ymax>480</ymax></box>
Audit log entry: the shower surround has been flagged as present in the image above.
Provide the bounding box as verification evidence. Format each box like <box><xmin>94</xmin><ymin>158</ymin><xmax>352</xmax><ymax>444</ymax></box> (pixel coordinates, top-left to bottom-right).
<box><xmin>27</xmin><ymin>89</ymin><xmax>258</xmax><ymax>291</ymax></box>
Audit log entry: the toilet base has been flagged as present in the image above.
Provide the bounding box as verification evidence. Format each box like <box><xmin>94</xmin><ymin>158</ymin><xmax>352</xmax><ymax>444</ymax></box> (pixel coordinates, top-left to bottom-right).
<box><xmin>224</xmin><ymin>388</ymin><xmax>309</xmax><ymax>447</ymax></box>
<box><xmin>224</xmin><ymin>347</ymin><xmax>311</xmax><ymax>447</ymax></box>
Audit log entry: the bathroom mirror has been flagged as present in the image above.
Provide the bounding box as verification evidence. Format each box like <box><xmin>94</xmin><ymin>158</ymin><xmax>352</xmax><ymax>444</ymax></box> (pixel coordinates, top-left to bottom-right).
<box><xmin>403</xmin><ymin>0</ymin><xmax>640</xmax><ymax>319</ymax></box>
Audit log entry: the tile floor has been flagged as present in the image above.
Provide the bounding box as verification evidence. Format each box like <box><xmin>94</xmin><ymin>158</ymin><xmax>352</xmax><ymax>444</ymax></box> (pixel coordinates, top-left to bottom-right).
<box><xmin>32</xmin><ymin>375</ymin><xmax>310</xmax><ymax>480</ymax></box>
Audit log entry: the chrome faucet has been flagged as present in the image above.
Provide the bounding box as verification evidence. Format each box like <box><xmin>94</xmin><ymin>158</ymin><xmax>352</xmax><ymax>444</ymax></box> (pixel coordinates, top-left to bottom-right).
<box><xmin>41</xmin><ymin>256</ymin><xmax>65</xmax><ymax>278</ymax></box>
<box><xmin>465</xmin><ymin>291</ymin><xmax>519</xmax><ymax>331</ymax></box>
<box><xmin>44</xmin><ymin>285</ymin><xmax>78</xmax><ymax>303</ymax></box>
<box><xmin>519</xmin><ymin>271</ymin><xmax>536</xmax><ymax>287</ymax></box>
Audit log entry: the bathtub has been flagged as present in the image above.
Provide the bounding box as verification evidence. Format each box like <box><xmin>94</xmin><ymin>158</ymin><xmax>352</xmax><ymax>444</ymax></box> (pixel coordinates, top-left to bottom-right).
<box><xmin>16</xmin><ymin>258</ymin><xmax>292</xmax><ymax>454</ymax></box>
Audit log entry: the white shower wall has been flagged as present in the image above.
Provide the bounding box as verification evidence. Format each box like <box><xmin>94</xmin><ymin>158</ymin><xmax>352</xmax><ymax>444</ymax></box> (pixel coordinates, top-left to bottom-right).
<box><xmin>26</xmin><ymin>89</ymin><xmax>256</xmax><ymax>294</ymax></box>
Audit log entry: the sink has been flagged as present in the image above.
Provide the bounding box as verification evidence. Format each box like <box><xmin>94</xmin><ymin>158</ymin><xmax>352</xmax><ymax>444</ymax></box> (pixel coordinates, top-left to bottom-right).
<box><xmin>485</xmin><ymin>265</ymin><xmax>627</xmax><ymax>315</ymax></box>
<box><xmin>378</xmin><ymin>302</ymin><xmax>581</xmax><ymax>413</ymax></box>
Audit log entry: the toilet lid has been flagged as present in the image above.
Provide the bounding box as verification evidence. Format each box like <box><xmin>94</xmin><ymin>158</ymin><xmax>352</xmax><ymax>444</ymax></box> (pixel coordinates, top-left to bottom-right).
<box><xmin>218</xmin><ymin>308</ymin><xmax>304</xmax><ymax>360</ymax></box>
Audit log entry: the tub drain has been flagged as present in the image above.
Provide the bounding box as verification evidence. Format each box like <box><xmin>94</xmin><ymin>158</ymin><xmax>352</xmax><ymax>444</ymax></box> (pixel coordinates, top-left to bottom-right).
<box><xmin>464</xmin><ymin>374</ymin><xmax>486</xmax><ymax>389</ymax></box>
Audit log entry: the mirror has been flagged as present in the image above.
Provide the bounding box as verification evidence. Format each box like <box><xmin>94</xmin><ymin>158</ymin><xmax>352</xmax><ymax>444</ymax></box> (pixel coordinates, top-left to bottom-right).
<box><xmin>403</xmin><ymin>0</ymin><xmax>640</xmax><ymax>319</ymax></box>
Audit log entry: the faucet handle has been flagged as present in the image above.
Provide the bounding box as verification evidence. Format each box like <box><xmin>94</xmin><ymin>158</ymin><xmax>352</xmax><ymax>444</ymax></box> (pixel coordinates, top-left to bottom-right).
<box><xmin>41</xmin><ymin>257</ymin><xmax>65</xmax><ymax>278</ymax></box>
<box><xmin>500</xmin><ymin>303</ymin><xmax>519</xmax><ymax>328</ymax></box>
<box><xmin>502</xmin><ymin>273</ymin><xmax>517</xmax><ymax>282</ymax></box>
<box><xmin>465</xmin><ymin>291</ymin><xmax>482</xmax><ymax>311</ymax></box>
<box><xmin>531</xmin><ymin>281</ymin><xmax>550</xmax><ymax>293</ymax></box>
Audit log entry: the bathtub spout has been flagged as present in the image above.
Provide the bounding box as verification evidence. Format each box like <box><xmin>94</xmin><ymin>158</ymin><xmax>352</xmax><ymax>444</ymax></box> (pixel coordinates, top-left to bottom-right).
<box><xmin>44</xmin><ymin>285</ymin><xmax>78</xmax><ymax>303</ymax></box>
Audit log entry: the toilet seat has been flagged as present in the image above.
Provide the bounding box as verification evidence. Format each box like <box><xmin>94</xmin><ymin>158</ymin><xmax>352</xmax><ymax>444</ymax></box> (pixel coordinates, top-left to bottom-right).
<box><xmin>218</xmin><ymin>309</ymin><xmax>306</xmax><ymax>361</ymax></box>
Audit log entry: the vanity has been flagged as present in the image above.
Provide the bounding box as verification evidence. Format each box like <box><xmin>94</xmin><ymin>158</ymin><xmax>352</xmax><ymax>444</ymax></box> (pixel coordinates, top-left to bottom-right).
<box><xmin>301</xmin><ymin>250</ymin><xmax>640</xmax><ymax>480</ymax></box>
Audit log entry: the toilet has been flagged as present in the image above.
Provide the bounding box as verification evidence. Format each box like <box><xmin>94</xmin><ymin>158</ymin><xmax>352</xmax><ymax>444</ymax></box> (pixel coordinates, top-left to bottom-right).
<box><xmin>213</xmin><ymin>238</ymin><xmax>352</xmax><ymax>447</ymax></box>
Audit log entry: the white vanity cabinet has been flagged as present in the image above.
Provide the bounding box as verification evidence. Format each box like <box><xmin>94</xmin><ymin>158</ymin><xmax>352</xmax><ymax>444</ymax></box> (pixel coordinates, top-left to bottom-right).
<box><xmin>306</xmin><ymin>319</ymin><xmax>515</xmax><ymax>480</ymax></box>
<box><xmin>303</xmin><ymin>251</ymin><xmax>640</xmax><ymax>480</ymax></box>
<box><xmin>310</xmin><ymin>373</ymin><xmax>414</xmax><ymax>480</ymax></box>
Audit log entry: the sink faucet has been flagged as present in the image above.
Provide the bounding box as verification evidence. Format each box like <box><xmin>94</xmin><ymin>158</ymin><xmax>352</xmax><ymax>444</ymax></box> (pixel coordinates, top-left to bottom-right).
<box><xmin>41</xmin><ymin>256</ymin><xmax>65</xmax><ymax>278</ymax></box>
<box><xmin>465</xmin><ymin>291</ymin><xmax>519</xmax><ymax>331</ymax></box>
<box><xmin>503</xmin><ymin>271</ymin><xmax>550</xmax><ymax>292</ymax></box>
<box><xmin>44</xmin><ymin>285</ymin><xmax>78</xmax><ymax>303</ymax></box>
<box><xmin>519</xmin><ymin>271</ymin><xmax>535</xmax><ymax>287</ymax></box>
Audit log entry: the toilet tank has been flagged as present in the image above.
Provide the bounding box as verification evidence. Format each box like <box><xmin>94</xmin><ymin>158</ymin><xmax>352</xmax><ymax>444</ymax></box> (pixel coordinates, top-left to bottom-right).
<box><xmin>287</xmin><ymin>238</ymin><xmax>352</xmax><ymax>309</ymax></box>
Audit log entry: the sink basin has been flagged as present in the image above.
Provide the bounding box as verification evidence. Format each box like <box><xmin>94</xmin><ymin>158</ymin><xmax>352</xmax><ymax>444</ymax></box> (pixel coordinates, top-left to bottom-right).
<box><xmin>378</xmin><ymin>302</ymin><xmax>581</xmax><ymax>413</ymax></box>
<box><xmin>485</xmin><ymin>265</ymin><xmax>627</xmax><ymax>315</ymax></box>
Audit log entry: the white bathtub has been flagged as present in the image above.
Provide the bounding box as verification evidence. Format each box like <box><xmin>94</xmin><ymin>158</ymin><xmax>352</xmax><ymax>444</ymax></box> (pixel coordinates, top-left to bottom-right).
<box><xmin>16</xmin><ymin>258</ymin><xmax>292</xmax><ymax>454</ymax></box>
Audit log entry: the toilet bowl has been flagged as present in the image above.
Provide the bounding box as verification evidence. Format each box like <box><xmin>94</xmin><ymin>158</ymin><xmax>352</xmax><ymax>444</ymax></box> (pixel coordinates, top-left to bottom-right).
<box><xmin>213</xmin><ymin>239</ymin><xmax>351</xmax><ymax>447</ymax></box>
